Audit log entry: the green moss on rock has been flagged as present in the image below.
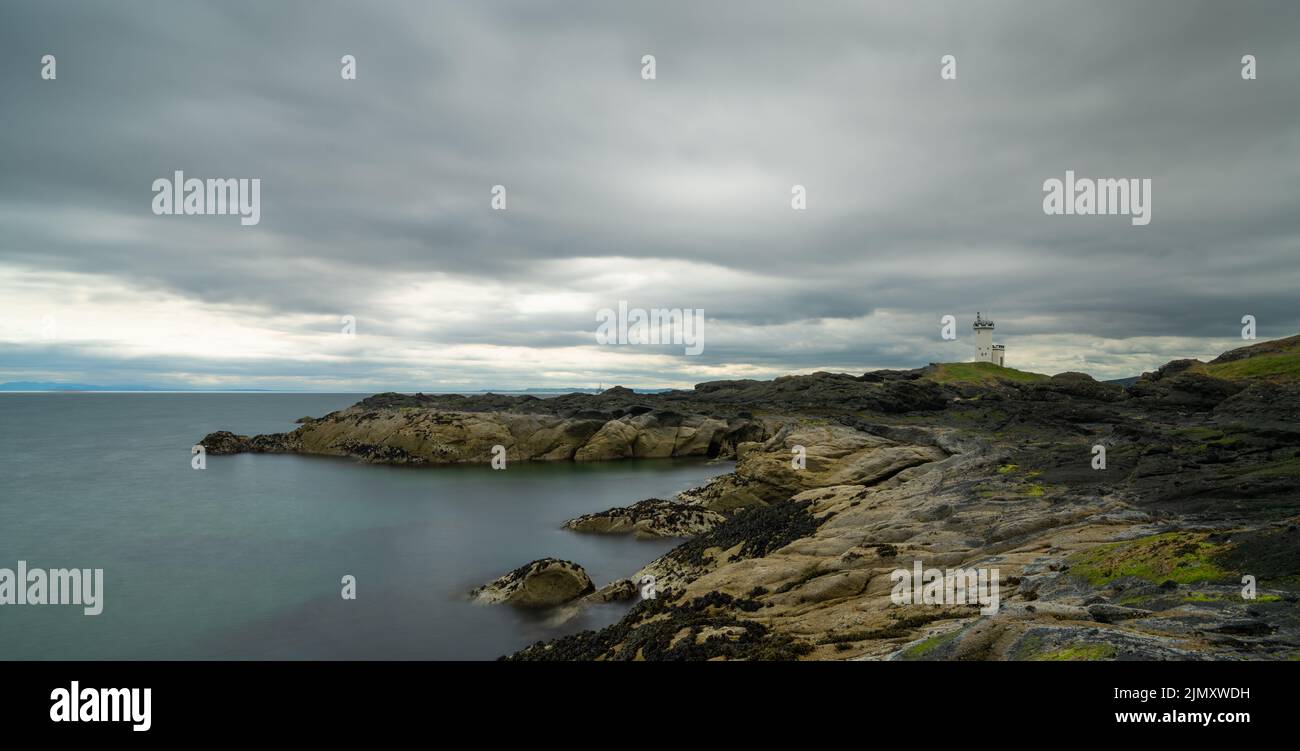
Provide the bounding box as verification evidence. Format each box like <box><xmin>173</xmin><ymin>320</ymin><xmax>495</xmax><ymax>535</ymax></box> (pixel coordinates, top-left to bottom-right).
<box><xmin>1030</xmin><ymin>643</ymin><xmax>1117</xmax><ymax>661</ymax></box>
<box><xmin>1067</xmin><ymin>532</ymin><xmax>1234</xmax><ymax>586</ymax></box>
<box><xmin>898</xmin><ymin>629</ymin><xmax>963</xmax><ymax>660</ymax></box>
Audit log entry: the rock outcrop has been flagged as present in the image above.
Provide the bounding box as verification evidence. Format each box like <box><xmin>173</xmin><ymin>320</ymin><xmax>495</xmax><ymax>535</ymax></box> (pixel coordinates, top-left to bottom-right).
<box><xmin>470</xmin><ymin>558</ymin><xmax>595</xmax><ymax>608</ymax></box>
<box><xmin>585</xmin><ymin>578</ymin><xmax>639</xmax><ymax>603</ymax></box>
<box><xmin>504</xmin><ymin>336</ymin><xmax>1300</xmax><ymax>661</ymax></box>
<box><xmin>198</xmin><ymin>335</ymin><xmax>1300</xmax><ymax>661</ymax></box>
<box><xmin>667</xmin><ymin>424</ymin><xmax>945</xmax><ymax>513</ymax></box>
<box><xmin>201</xmin><ymin>408</ymin><xmax>768</xmax><ymax>465</ymax></box>
<box><xmin>562</xmin><ymin>498</ymin><xmax>725</xmax><ymax>538</ymax></box>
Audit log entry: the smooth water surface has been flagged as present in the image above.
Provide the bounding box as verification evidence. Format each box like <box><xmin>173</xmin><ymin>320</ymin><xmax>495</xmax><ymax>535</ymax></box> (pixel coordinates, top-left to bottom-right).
<box><xmin>0</xmin><ymin>394</ymin><xmax>731</xmax><ymax>660</ymax></box>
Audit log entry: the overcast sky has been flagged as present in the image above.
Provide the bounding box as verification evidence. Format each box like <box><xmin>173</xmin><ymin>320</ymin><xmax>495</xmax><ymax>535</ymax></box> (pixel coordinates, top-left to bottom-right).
<box><xmin>1</xmin><ymin>0</ymin><xmax>1297</xmax><ymax>390</ymax></box>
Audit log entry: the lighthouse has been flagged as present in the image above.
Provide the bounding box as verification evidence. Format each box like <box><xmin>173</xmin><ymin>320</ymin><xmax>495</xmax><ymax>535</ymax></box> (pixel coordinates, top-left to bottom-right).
<box><xmin>973</xmin><ymin>313</ymin><xmax>1005</xmax><ymax>366</ymax></box>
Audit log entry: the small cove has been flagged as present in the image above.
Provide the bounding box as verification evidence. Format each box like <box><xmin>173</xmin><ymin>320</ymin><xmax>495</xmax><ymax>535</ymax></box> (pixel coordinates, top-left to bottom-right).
<box><xmin>0</xmin><ymin>393</ymin><xmax>733</xmax><ymax>659</ymax></box>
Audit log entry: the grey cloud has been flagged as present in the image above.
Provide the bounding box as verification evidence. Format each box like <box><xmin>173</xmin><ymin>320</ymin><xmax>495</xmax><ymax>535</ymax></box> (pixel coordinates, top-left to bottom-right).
<box><xmin>2</xmin><ymin>0</ymin><xmax>1298</xmax><ymax>388</ymax></box>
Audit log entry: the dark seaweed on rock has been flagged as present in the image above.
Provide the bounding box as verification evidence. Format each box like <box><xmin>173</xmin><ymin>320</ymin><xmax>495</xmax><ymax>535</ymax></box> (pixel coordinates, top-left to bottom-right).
<box><xmin>504</xmin><ymin>591</ymin><xmax>810</xmax><ymax>661</ymax></box>
<box><xmin>335</xmin><ymin>440</ymin><xmax>426</xmax><ymax>464</ymax></box>
<box><xmin>562</xmin><ymin>498</ymin><xmax>724</xmax><ymax>537</ymax></box>
<box><xmin>666</xmin><ymin>499</ymin><xmax>826</xmax><ymax>567</ymax></box>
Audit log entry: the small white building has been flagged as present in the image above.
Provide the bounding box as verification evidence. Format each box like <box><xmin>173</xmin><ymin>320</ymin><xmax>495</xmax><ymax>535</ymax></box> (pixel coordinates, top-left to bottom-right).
<box><xmin>973</xmin><ymin>313</ymin><xmax>1005</xmax><ymax>366</ymax></box>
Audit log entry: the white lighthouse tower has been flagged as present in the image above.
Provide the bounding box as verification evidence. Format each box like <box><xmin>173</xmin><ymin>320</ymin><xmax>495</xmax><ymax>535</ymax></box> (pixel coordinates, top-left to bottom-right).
<box><xmin>973</xmin><ymin>312</ymin><xmax>1005</xmax><ymax>366</ymax></box>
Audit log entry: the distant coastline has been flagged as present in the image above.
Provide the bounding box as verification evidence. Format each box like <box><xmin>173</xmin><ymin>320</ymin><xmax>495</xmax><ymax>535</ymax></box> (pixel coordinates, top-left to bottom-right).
<box><xmin>0</xmin><ymin>382</ymin><xmax>669</xmax><ymax>395</ymax></box>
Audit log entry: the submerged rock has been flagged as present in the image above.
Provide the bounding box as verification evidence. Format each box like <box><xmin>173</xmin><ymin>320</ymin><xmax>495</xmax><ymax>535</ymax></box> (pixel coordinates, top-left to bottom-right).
<box><xmin>586</xmin><ymin>578</ymin><xmax>638</xmax><ymax>603</ymax></box>
<box><xmin>470</xmin><ymin>558</ymin><xmax>595</xmax><ymax>608</ymax></box>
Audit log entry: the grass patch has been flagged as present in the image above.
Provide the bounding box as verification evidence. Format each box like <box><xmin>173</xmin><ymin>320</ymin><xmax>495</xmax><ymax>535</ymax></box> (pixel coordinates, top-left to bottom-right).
<box><xmin>1204</xmin><ymin>352</ymin><xmax>1300</xmax><ymax>381</ymax></box>
<box><xmin>1185</xmin><ymin>591</ymin><xmax>1282</xmax><ymax>603</ymax></box>
<box><xmin>1066</xmin><ymin>532</ymin><xmax>1235</xmax><ymax>587</ymax></box>
<box><xmin>1030</xmin><ymin>643</ymin><xmax>1117</xmax><ymax>661</ymax></box>
<box><xmin>1116</xmin><ymin>591</ymin><xmax>1154</xmax><ymax>606</ymax></box>
<box><xmin>1012</xmin><ymin>634</ymin><xmax>1045</xmax><ymax>660</ymax></box>
<box><xmin>1199</xmin><ymin>335</ymin><xmax>1300</xmax><ymax>381</ymax></box>
<box><xmin>1227</xmin><ymin>457</ymin><xmax>1300</xmax><ymax>479</ymax></box>
<box><xmin>924</xmin><ymin>362</ymin><xmax>1050</xmax><ymax>385</ymax></box>
<box><xmin>899</xmin><ymin>629</ymin><xmax>962</xmax><ymax>660</ymax></box>
<box><xmin>1173</xmin><ymin>426</ymin><xmax>1242</xmax><ymax>447</ymax></box>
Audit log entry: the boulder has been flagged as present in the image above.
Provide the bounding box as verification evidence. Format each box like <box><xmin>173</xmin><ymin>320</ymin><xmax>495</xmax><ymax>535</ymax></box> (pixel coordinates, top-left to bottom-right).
<box><xmin>1087</xmin><ymin>603</ymin><xmax>1152</xmax><ymax>623</ymax></box>
<box><xmin>586</xmin><ymin>578</ymin><xmax>638</xmax><ymax>603</ymax></box>
<box><xmin>470</xmin><ymin>558</ymin><xmax>595</xmax><ymax>608</ymax></box>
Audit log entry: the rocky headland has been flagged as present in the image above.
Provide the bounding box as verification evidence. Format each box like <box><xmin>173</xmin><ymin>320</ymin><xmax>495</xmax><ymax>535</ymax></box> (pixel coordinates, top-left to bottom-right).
<box><xmin>201</xmin><ymin>335</ymin><xmax>1300</xmax><ymax>660</ymax></box>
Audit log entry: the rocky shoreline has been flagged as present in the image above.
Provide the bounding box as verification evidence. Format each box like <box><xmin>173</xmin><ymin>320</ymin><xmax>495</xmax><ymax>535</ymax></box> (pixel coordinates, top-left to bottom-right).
<box><xmin>201</xmin><ymin>335</ymin><xmax>1300</xmax><ymax>660</ymax></box>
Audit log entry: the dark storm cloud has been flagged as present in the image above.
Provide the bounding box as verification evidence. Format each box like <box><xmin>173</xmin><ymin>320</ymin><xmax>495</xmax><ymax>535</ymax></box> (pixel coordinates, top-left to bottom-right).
<box><xmin>1</xmin><ymin>0</ymin><xmax>1298</xmax><ymax>388</ymax></box>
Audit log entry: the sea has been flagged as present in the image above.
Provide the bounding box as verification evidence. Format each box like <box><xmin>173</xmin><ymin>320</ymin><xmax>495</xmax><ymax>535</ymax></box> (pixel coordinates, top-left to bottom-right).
<box><xmin>0</xmin><ymin>393</ymin><xmax>731</xmax><ymax>660</ymax></box>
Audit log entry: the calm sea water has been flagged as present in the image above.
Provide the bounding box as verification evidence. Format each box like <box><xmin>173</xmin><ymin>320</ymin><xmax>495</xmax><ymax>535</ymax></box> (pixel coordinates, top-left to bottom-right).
<box><xmin>0</xmin><ymin>394</ymin><xmax>730</xmax><ymax>660</ymax></box>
